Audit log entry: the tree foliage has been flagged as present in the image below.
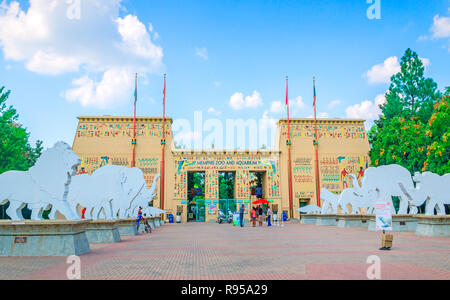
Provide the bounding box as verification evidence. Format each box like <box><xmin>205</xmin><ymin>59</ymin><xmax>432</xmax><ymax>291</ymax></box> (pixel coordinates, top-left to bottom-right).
<box><xmin>369</xmin><ymin>49</ymin><xmax>448</xmax><ymax>176</ymax></box>
<box><xmin>0</xmin><ymin>86</ymin><xmax>43</xmax><ymax>174</ymax></box>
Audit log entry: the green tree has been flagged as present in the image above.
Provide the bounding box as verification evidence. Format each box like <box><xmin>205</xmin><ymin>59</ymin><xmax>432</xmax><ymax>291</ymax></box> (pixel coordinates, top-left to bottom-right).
<box><xmin>380</xmin><ymin>48</ymin><xmax>441</xmax><ymax>125</ymax></box>
<box><xmin>0</xmin><ymin>86</ymin><xmax>43</xmax><ymax>174</ymax></box>
<box><xmin>424</xmin><ymin>96</ymin><xmax>450</xmax><ymax>175</ymax></box>
<box><xmin>369</xmin><ymin>49</ymin><xmax>442</xmax><ymax>175</ymax></box>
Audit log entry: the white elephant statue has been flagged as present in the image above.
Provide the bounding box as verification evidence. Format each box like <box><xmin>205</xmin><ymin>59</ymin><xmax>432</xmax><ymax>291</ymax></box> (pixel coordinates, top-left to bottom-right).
<box><xmin>352</xmin><ymin>165</ymin><xmax>417</xmax><ymax>215</ymax></box>
<box><xmin>0</xmin><ymin>142</ymin><xmax>80</xmax><ymax>220</ymax></box>
<box><xmin>297</xmin><ymin>205</ymin><xmax>322</xmax><ymax>214</ymax></box>
<box><xmin>126</xmin><ymin>174</ymin><xmax>160</xmax><ymax>217</ymax></box>
<box><xmin>338</xmin><ymin>174</ymin><xmax>374</xmax><ymax>214</ymax></box>
<box><xmin>320</xmin><ymin>188</ymin><xmax>339</xmax><ymax>214</ymax></box>
<box><xmin>410</xmin><ymin>172</ymin><xmax>450</xmax><ymax>216</ymax></box>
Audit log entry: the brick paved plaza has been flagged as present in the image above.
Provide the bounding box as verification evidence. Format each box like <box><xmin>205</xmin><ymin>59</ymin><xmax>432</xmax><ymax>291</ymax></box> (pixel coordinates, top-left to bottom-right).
<box><xmin>1</xmin><ymin>222</ymin><xmax>449</xmax><ymax>280</ymax></box>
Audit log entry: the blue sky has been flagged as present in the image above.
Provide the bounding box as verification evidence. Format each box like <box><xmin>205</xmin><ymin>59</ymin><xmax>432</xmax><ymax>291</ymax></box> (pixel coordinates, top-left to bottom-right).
<box><xmin>0</xmin><ymin>0</ymin><xmax>449</xmax><ymax>149</ymax></box>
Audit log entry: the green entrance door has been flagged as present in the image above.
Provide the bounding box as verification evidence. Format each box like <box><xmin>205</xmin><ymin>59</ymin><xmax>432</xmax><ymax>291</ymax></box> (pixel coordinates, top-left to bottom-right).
<box><xmin>196</xmin><ymin>198</ymin><xmax>206</xmax><ymax>222</ymax></box>
<box><xmin>219</xmin><ymin>199</ymin><xmax>237</xmax><ymax>215</ymax></box>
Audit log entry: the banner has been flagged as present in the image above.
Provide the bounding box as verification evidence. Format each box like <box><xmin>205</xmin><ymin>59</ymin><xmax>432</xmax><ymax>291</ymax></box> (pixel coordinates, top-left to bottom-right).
<box><xmin>375</xmin><ymin>199</ymin><xmax>393</xmax><ymax>231</ymax></box>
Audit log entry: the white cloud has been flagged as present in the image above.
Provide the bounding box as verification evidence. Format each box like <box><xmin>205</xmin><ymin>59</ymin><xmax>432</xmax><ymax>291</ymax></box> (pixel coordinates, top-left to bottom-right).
<box><xmin>270</xmin><ymin>101</ymin><xmax>284</xmax><ymax>114</ymax></box>
<box><xmin>260</xmin><ymin>110</ymin><xmax>277</xmax><ymax>131</ymax></box>
<box><xmin>207</xmin><ymin>107</ymin><xmax>221</xmax><ymax>116</ymax></box>
<box><xmin>328</xmin><ymin>100</ymin><xmax>341</xmax><ymax>109</ymax></box>
<box><xmin>431</xmin><ymin>14</ymin><xmax>450</xmax><ymax>38</ymax></box>
<box><xmin>229</xmin><ymin>91</ymin><xmax>263</xmax><ymax>110</ymax></box>
<box><xmin>364</xmin><ymin>56</ymin><xmax>400</xmax><ymax>84</ymax></box>
<box><xmin>195</xmin><ymin>47</ymin><xmax>208</xmax><ymax>60</ymax></box>
<box><xmin>364</xmin><ymin>56</ymin><xmax>431</xmax><ymax>84</ymax></box>
<box><xmin>345</xmin><ymin>94</ymin><xmax>386</xmax><ymax>121</ymax></box>
<box><xmin>270</xmin><ymin>96</ymin><xmax>305</xmax><ymax>114</ymax></box>
<box><xmin>0</xmin><ymin>0</ymin><xmax>163</xmax><ymax>108</ymax></box>
<box><xmin>63</xmin><ymin>68</ymin><xmax>133</xmax><ymax>109</ymax></box>
<box><xmin>213</xmin><ymin>81</ymin><xmax>221</xmax><ymax>87</ymax></box>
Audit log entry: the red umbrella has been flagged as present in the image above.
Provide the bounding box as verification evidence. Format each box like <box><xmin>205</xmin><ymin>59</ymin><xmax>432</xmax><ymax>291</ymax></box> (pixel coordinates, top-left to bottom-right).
<box><xmin>252</xmin><ymin>199</ymin><xmax>271</xmax><ymax>205</ymax></box>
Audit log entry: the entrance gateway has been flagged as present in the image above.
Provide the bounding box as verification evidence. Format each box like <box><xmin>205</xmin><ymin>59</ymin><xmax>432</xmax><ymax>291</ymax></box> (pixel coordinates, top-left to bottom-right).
<box><xmin>72</xmin><ymin>116</ymin><xmax>371</xmax><ymax>222</ymax></box>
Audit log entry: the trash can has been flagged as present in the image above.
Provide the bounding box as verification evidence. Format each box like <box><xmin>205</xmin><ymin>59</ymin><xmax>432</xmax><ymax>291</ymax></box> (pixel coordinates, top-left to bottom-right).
<box><xmin>168</xmin><ymin>214</ymin><xmax>174</xmax><ymax>223</ymax></box>
<box><xmin>282</xmin><ymin>211</ymin><xmax>288</xmax><ymax>222</ymax></box>
<box><xmin>176</xmin><ymin>212</ymin><xmax>181</xmax><ymax>223</ymax></box>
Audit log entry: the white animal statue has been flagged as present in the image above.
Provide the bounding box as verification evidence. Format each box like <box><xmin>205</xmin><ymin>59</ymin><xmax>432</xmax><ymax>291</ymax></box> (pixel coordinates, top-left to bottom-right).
<box><xmin>127</xmin><ymin>175</ymin><xmax>160</xmax><ymax>217</ymax></box>
<box><xmin>297</xmin><ymin>205</ymin><xmax>322</xmax><ymax>215</ymax></box>
<box><xmin>0</xmin><ymin>142</ymin><xmax>80</xmax><ymax>220</ymax></box>
<box><xmin>338</xmin><ymin>174</ymin><xmax>374</xmax><ymax>214</ymax></box>
<box><xmin>353</xmin><ymin>165</ymin><xmax>417</xmax><ymax>215</ymax></box>
<box><xmin>320</xmin><ymin>188</ymin><xmax>340</xmax><ymax>214</ymax></box>
<box><xmin>410</xmin><ymin>172</ymin><xmax>450</xmax><ymax>216</ymax></box>
<box><xmin>68</xmin><ymin>165</ymin><xmax>147</xmax><ymax>220</ymax></box>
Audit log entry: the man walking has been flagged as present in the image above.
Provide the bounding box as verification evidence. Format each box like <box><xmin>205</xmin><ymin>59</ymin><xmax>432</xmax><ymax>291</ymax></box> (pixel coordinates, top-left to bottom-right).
<box><xmin>239</xmin><ymin>204</ymin><xmax>245</xmax><ymax>228</ymax></box>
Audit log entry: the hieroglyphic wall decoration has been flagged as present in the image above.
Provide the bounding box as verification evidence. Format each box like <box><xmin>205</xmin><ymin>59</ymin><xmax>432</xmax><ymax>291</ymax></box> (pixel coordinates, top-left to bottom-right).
<box><xmin>280</xmin><ymin>122</ymin><xmax>367</xmax><ymax>140</ymax></box>
<box><xmin>76</xmin><ymin>121</ymin><xmax>171</xmax><ymax>139</ymax></box>
<box><xmin>292</xmin><ymin>157</ymin><xmax>315</xmax><ymax>200</ymax></box>
<box><xmin>172</xmin><ymin>154</ymin><xmax>280</xmax><ymax>200</ymax></box>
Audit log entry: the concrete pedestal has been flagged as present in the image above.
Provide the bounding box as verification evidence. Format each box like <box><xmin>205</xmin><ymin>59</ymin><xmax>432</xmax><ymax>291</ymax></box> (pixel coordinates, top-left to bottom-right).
<box><xmin>117</xmin><ymin>218</ymin><xmax>139</xmax><ymax>236</ymax></box>
<box><xmin>368</xmin><ymin>214</ymin><xmax>418</xmax><ymax>232</ymax></box>
<box><xmin>154</xmin><ymin>218</ymin><xmax>161</xmax><ymax>227</ymax></box>
<box><xmin>316</xmin><ymin>215</ymin><xmax>338</xmax><ymax>226</ymax></box>
<box><xmin>337</xmin><ymin>215</ymin><xmax>369</xmax><ymax>228</ymax></box>
<box><xmin>148</xmin><ymin>218</ymin><xmax>156</xmax><ymax>229</ymax></box>
<box><xmin>0</xmin><ymin>220</ymin><xmax>90</xmax><ymax>257</ymax></box>
<box><xmin>300</xmin><ymin>214</ymin><xmax>318</xmax><ymax>225</ymax></box>
<box><xmin>415</xmin><ymin>215</ymin><xmax>450</xmax><ymax>237</ymax></box>
<box><xmin>86</xmin><ymin>220</ymin><xmax>121</xmax><ymax>243</ymax></box>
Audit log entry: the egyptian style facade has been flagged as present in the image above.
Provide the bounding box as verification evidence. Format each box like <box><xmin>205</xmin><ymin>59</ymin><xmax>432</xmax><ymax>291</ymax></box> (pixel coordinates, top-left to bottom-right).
<box><xmin>72</xmin><ymin>116</ymin><xmax>370</xmax><ymax>222</ymax></box>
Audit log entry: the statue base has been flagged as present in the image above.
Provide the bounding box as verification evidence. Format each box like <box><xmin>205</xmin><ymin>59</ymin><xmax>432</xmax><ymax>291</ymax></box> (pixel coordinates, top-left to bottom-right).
<box><xmin>300</xmin><ymin>214</ymin><xmax>318</xmax><ymax>224</ymax></box>
<box><xmin>117</xmin><ymin>218</ymin><xmax>139</xmax><ymax>236</ymax></box>
<box><xmin>86</xmin><ymin>220</ymin><xmax>121</xmax><ymax>243</ymax></box>
<box><xmin>337</xmin><ymin>214</ymin><xmax>370</xmax><ymax>228</ymax></box>
<box><xmin>415</xmin><ymin>215</ymin><xmax>450</xmax><ymax>237</ymax></box>
<box><xmin>154</xmin><ymin>217</ymin><xmax>161</xmax><ymax>227</ymax></box>
<box><xmin>0</xmin><ymin>220</ymin><xmax>90</xmax><ymax>257</ymax></box>
<box><xmin>316</xmin><ymin>214</ymin><xmax>338</xmax><ymax>226</ymax></box>
<box><xmin>368</xmin><ymin>214</ymin><xmax>417</xmax><ymax>232</ymax></box>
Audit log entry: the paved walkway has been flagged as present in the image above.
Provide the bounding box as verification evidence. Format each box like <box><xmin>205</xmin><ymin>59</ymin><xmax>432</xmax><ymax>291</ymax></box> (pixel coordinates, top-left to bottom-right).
<box><xmin>1</xmin><ymin>222</ymin><xmax>449</xmax><ymax>280</ymax></box>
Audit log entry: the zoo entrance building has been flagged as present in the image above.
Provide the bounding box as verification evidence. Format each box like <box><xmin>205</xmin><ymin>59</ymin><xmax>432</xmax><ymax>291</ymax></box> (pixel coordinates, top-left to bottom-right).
<box><xmin>72</xmin><ymin>116</ymin><xmax>370</xmax><ymax>223</ymax></box>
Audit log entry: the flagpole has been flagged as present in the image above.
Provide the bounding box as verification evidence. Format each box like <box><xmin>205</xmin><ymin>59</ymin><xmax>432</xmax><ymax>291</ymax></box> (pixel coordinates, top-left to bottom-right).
<box><xmin>313</xmin><ymin>77</ymin><xmax>321</xmax><ymax>207</ymax></box>
<box><xmin>160</xmin><ymin>74</ymin><xmax>166</xmax><ymax>217</ymax></box>
<box><xmin>131</xmin><ymin>73</ymin><xmax>138</xmax><ymax>168</ymax></box>
<box><xmin>286</xmin><ymin>75</ymin><xmax>293</xmax><ymax>219</ymax></box>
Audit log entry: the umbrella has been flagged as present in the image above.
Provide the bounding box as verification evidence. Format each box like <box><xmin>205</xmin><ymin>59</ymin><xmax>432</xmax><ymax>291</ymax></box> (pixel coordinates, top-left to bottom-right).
<box><xmin>252</xmin><ymin>199</ymin><xmax>271</xmax><ymax>205</ymax></box>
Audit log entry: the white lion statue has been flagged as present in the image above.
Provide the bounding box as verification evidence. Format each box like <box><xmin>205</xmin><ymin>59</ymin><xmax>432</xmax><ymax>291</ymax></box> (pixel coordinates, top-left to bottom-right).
<box><xmin>0</xmin><ymin>142</ymin><xmax>80</xmax><ymax>220</ymax></box>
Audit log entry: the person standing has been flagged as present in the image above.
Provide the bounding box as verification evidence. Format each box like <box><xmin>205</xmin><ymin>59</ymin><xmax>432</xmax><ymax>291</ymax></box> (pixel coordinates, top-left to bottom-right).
<box><xmin>252</xmin><ymin>207</ymin><xmax>257</xmax><ymax>227</ymax></box>
<box><xmin>267</xmin><ymin>207</ymin><xmax>272</xmax><ymax>227</ymax></box>
<box><xmin>258</xmin><ymin>206</ymin><xmax>263</xmax><ymax>227</ymax></box>
<box><xmin>239</xmin><ymin>204</ymin><xmax>245</xmax><ymax>227</ymax></box>
<box><xmin>136</xmin><ymin>209</ymin><xmax>143</xmax><ymax>233</ymax></box>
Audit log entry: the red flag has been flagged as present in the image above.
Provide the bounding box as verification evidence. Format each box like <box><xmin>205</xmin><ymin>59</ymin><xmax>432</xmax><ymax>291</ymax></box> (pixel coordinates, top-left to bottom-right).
<box><xmin>285</xmin><ymin>77</ymin><xmax>289</xmax><ymax>106</ymax></box>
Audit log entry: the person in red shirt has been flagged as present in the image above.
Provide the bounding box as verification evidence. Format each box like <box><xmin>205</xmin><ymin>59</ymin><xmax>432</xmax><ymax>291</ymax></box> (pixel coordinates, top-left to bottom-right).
<box><xmin>81</xmin><ymin>207</ymin><xmax>87</xmax><ymax>219</ymax></box>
